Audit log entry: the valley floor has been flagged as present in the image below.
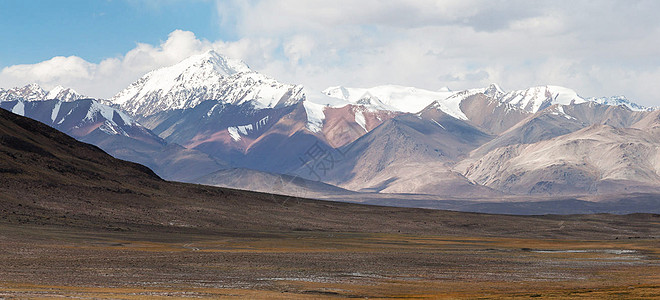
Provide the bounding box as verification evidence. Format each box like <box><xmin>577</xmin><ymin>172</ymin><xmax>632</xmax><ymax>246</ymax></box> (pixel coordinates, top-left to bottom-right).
<box><xmin>0</xmin><ymin>223</ymin><xmax>659</xmax><ymax>299</ymax></box>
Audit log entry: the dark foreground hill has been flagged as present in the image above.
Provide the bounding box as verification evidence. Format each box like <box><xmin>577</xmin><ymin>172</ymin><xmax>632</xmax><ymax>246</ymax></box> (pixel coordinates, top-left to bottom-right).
<box><xmin>1</xmin><ymin>107</ymin><xmax>659</xmax><ymax>298</ymax></box>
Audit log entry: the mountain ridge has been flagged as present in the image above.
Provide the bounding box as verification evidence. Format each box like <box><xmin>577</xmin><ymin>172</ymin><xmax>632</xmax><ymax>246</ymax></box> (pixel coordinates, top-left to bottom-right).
<box><xmin>0</xmin><ymin>83</ymin><xmax>86</xmax><ymax>102</ymax></box>
<box><xmin>110</xmin><ymin>50</ymin><xmax>306</xmax><ymax>116</ymax></box>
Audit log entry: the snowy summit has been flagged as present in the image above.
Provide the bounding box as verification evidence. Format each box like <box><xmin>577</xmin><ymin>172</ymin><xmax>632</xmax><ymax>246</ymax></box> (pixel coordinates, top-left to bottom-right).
<box><xmin>110</xmin><ymin>50</ymin><xmax>305</xmax><ymax>116</ymax></box>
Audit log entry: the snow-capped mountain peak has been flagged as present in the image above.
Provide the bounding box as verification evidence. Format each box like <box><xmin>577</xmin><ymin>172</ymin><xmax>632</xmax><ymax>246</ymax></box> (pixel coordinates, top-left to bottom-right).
<box><xmin>323</xmin><ymin>85</ymin><xmax>351</xmax><ymax>100</ymax></box>
<box><xmin>355</xmin><ymin>92</ymin><xmax>391</xmax><ymax>110</ymax></box>
<box><xmin>152</xmin><ymin>50</ymin><xmax>251</xmax><ymax>81</ymax></box>
<box><xmin>45</xmin><ymin>85</ymin><xmax>86</xmax><ymax>102</ymax></box>
<box><xmin>1</xmin><ymin>83</ymin><xmax>87</xmax><ymax>102</ymax></box>
<box><xmin>322</xmin><ymin>85</ymin><xmax>455</xmax><ymax>113</ymax></box>
<box><xmin>111</xmin><ymin>50</ymin><xmax>304</xmax><ymax>116</ymax></box>
<box><xmin>0</xmin><ymin>83</ymin><xmax>46</xmax><ymax>101</ymax></box>
<box><xmin>495</xmin><ymin>85</ymin><xmax>586</xmax><ymax>113</ymax></box>
<box><xmin>0</xmin><ymin>97</ymin><xmax>140</xmax><ymax>138</ymax></box>
<box><xmin>423</xmin><ymin>84</ymin><xmax>588</xmax><ymax>122</ymax></box>
<box><xmin>484</xmin><ymin>83</ymin><xmax>505</xmax><ymax>97</ymax></box>
<box><xmin>588</xmin><ymin>95</ymin><xmax>656</xmax><ymax>112</ymax></box>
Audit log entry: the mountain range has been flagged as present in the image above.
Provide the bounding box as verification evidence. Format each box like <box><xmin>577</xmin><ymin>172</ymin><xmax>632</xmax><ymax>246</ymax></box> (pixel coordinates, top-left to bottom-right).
<box><xmin>3</xmin><ymin>49</ymin><xmax>659</xmax><ymax>212</ymax></box>
<box><xmin>0</xmin><ymin>85</ymin><xmax>225</xmax><ymax>182</ymax></box>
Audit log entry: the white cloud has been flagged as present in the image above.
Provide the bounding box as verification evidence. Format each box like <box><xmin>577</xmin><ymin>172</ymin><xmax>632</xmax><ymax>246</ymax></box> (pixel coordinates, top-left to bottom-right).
<box><xmin>1</xmin><ymin>56</ymin><xmax>95</xmax><ymax>85</ymax></box>
<box><xmin>0</xmin><ymin>29</ymin><xmax>283</xmax><ymax>99</ymax></box>
<box><xmin>2</xmin><ymin>1</ymin><xmax>660</xmax><ymax>106</ymax></box>
<box><xmin>0</xmin><ymin>30</ymin><xmax>218</xmax><ymax>98</ymax></box>
<box><xmin>283</xmin><ymin>35</ymin><xmax>316</xmax><ymax>65</ymax></box>
<box><xmin>210</xmin><ymin>0</ymin><xmax>660</xmax><ymax>106</ymax></box>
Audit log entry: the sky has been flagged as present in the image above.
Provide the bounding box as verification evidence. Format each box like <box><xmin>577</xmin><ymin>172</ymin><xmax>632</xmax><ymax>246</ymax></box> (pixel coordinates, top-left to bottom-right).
<box><xmin>2</xmin><ymin>0</ymin><xmax>660</xmax><ymax>106</ymax></box>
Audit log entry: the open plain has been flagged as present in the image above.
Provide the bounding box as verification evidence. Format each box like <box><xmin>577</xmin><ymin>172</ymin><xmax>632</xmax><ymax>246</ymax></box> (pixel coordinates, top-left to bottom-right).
<box><xmin>0</xmin><ymin>218</ymin><xmax>659</xmax><ymax>299</ymax></box>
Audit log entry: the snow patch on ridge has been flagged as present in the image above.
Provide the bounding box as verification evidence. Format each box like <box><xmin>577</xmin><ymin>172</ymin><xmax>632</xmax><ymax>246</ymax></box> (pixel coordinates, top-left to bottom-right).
<box><xmin>354</xmin><ymin>109</ymin><xmax>367</xmax><ymax>132</ymax></box>
<box><xmin>85</xmin><ymin>101</ymin><xmax>134</xmax><ymax>126</ymax></box>
<box><xmin>549</xmin><ymin>105</ymin><xmax>576</xmax><ymax>120</ymax></box>
<box><xmin>427</xmin><ymin>98</ymin><xmax>468</xmax><ymax>120</ymax></box>
<box><xmin>431</xmin><ymin>118</ymin><xmax>446</xmax><ymax>130</ymax></box>
<box><xmin>12</xmin><ymin>101</ymin><xmax>24</xmax><ymax>115</ymax></box>
<box><xmin>226</xmin><ymin>116</ymin><xmax>271</xmax><ymax>141</ymax></box>
<box><xmin>256</xmin><ymin>116</ymin><xmax>269</xmax><ymax>128</ymax></box>
<box><xmin>51</xmin><ymin>101</ymin><xmax>61</xmax><ymax>122</ymax></box>
<box><xmin>435</xmin><ymin>94</ymin><xmax>469</xmax><ymax>120</ymax></box>
<box><xmin>303</xmin><ymin>101</ymin><xmax>326</xmax><ymax>133</ymax></box>
<box><xmin>237</xmin><ymin>124</ymin><xmax>253</xmax><ymax>135</ymax></box>
<box><xmin>227</xmin><ymin>127</ymin><xmax>241</xmax><ymax>141</ymax></box>
<box><xmin>207</xmin><ymin>103</ymin><xmax>221</xmax><ymax>117</ymax></box>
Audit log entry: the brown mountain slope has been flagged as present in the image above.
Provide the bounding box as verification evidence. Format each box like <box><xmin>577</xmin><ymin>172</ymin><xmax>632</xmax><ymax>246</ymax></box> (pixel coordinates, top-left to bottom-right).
<box><xmin>304</xmin><ymin>111</ymin><xmax>500</xmax><ymax>196</ymax></box>
<box><xmin>459</xmin><ymin>93</ymin><xmax>531</xmax><ymax>134</ymax></box>
<box><xmin>633</xmin><ymin>109</ymin><xmax>660</xmax><ymax>134</ymax></box>
<box><xmin>321</xmin><ymin>104</ymin><xmax>400</xmax><ymax>147</ymax></box>
<box><xmin>0</xmin><ymin>106</ymin><xmax>161</xmax><ymax>184</ymax></box>
<box><xmin>461</xmin><ymin>124</ymin><xmax>660</xmax><ymax>195</ymax></box>
<box><xmin>195</xmin><ymin>167</ymin><xmax>355</xmax><ymax>199</ymax></box>
<box><xmin>468</xmin><ymin>102</ymin><xmax>648</xmax><ymax>159</ymax></box>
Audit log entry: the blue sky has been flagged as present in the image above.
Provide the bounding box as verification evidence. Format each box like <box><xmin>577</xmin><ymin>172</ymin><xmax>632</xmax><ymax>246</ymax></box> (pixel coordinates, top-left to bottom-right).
<box><xmin>0</xmin><ymin>0</ymin><xmax>222</xmax><ymax>66</ymax></box>
<box><xmin>2</xmin><ymin>1</ymin><xmax>660</xmax><ymax>106</ymax></box>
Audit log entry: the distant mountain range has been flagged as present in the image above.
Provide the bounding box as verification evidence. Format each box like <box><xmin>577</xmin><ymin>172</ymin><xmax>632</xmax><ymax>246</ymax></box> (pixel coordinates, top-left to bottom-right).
<box><xmin>0</xmin><ymin>84</ymin><xmax>225</xmax><ymax>182</ymax></box>
<box><xmin>0</xmin><ymin>83</ymin><xmax>86</xmax><ymax>102</ymax></box>
<box><xmin>3</xmin><ymin>49</ymin><xmax>660</xmax><ymax>206</ymax></box>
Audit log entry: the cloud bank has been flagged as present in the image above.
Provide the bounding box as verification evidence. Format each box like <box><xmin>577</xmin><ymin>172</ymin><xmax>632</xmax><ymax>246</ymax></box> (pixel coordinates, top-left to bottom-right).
<box><xmin>0</xmin><ymin>30</ymin><xmax>217</xmax><ymax>98</ymax></box>
<box><xmin>2</xmin><ymin>0</ymin><xmax>660</xmax><ymax>106</ymax></box>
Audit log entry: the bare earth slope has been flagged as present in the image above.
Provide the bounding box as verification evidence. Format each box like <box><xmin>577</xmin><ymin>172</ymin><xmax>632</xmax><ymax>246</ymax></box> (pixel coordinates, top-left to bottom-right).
<box><xmin>462</xmin><ymin>124</ymin><xmax>660</xmax><ymax>195</ymax></box>
<box><xmin>195</xmin><ymin>167</ymin><xmax>355</xmax><ymax>199</ymax></box>
<box><xmin>310</xmin><ymin>112</ymin><xmax>499</xmax><ymax>196</ymax></box>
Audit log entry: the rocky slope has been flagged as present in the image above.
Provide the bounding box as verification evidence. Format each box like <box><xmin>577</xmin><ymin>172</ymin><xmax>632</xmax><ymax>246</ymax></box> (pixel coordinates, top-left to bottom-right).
<box><xmin>461</xmin><ymin>124</ymin><xmax>660</xmax><ymax>195</ymax></box>
<box><xmin>299</xmin><ymin>110</ymin><xmax>498</xmax><ymax>196</ymax></box>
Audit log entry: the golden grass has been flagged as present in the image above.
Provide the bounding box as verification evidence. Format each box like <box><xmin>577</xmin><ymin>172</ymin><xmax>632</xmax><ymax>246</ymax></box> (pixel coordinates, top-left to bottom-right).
<box><xmin>0</xmin><ymin>283</ymin><xmax>330</xmax><ymax>299</ymax></box>
<box><xmin>2</xmin><ymin>281</ymin><xmax>659</xmax><ymax>299</ymax></box>
<box><xmin>1</xmin><ymin>226</ymin><xmax>658</xmax><ymax>299</ymax></box>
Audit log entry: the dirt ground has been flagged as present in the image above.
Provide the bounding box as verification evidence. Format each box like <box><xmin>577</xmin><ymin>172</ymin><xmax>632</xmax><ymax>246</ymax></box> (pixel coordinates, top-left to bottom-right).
<box><xmin>0</xmin><ymin>223</ymin><xmax>658</xmax><ymax>299</ymax></box>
